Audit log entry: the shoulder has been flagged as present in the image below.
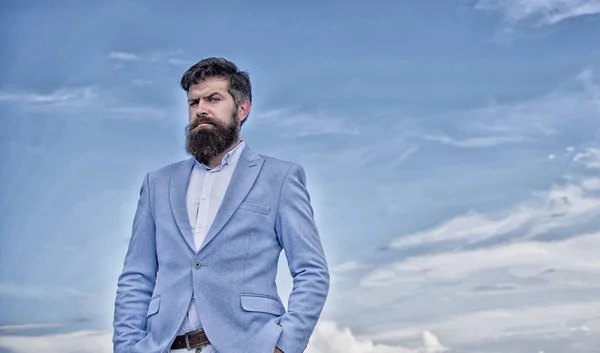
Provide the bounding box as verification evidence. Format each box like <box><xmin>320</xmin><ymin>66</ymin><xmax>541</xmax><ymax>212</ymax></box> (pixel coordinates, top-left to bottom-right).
<box><xmin>144</xmin><ymin>157</ymin><xmax>192</xmax><ymax>182</ymax></box>
<box><xmin>258</xmin><ymin>153</ymin><xmax>305</xmax><ymax>176</ymax></box>
<box><xmin>257</xmin><ymin>154</ymin><xmax>308</xmax><ymax>188</ymax></box>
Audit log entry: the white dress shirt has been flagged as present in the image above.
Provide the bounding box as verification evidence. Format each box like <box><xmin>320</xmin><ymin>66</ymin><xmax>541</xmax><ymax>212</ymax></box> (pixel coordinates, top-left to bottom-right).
<box><xmin>178</xmin><ymin>140</ymin><xmax>246</xmax><ymax>335</ymax></box>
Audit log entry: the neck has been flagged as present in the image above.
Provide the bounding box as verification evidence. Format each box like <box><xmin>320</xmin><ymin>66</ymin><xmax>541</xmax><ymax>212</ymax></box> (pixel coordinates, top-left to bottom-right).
<box><xmin>206</xmin><ymin>139</ymin><xmax>242</xmax><ymax>169</ymax></box>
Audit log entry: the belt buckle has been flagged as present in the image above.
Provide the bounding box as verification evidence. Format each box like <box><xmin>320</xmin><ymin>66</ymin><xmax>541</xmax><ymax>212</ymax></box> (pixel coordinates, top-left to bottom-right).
<box><xmin>184</xmin><ymin>329</ymin><xmax>205</xmax><ymax>352</ymax></box>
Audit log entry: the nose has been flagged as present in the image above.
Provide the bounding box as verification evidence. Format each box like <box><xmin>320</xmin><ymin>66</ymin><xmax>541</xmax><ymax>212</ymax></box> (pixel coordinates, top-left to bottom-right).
<box><xmin>190</xmin><ymin>97</ymin><xmax>214</xmax><ymax>117</ymax></box>
<box><xmin>195</xmin><ymin>101</ymin><xmax>209</xmax><ymax>117</ymax></box>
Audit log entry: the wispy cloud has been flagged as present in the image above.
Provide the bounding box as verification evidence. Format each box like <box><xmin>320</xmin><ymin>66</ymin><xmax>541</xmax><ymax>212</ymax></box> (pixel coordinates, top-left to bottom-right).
<box><xmin>417</xmin><ymin>68</ymin><xmax>599</xmax><ymax>146</ymax></box>
<box><xmin>0</xmin><ymin>86</ymin><xmax>168</xmax><ymax>120</ymax></box>
<box><xmin>130</xmin><ymin>79</ymin><xmax>153</xmax><ymax>87</ymax></box>
<box><xmin>252</xmin><ymin>108</ymin><xmax>359</xmax><ymax>137</ymax></box>
<box><xmin>370</xmin><ymin>299</ymin><xmax>600</xmax><ymax>347</ymax></box>
<box><xmin>366</xmin><ymin>231</ymin><xmax>600</xmax><ymax>287</ymax></box>
<box><xmin>0</xmin><ymin>283</ymin><xmax>94</xmax><ymax>300</ymax></box>
<box><xmin>391</xmin><ymin>181</ymin><xmax>600</xmax><ymax>248</ymax></box>
<box><xmin>0</xmin><ymin>330</ymin><xmax>111</xmax><ymax>353</ymax></box>
<box><xmin>574</xmin><ymin>147</ymin><xmax>600</xmax><ymax>169</ymax></box>
<box><xmin>476</xmin><ymin>0</ymin><xmax>600</xmax><ymax>25</ymax></box>
<box><xmin>332</xmin><ymin>261</ymin><xmax>366</xmax><ymax>274</ymax></box>
<box><xmin>422</xmin><ymin>134</ymin><xmax>526</xmax><ymax>148</ymax></box>
<box><xmin>105</xmin><ymin>106</ymin><xmax>168</xmax><ymax>120</ymax></box>
<box><xmin>108</xmin><ymin>51</ymin><xmax>139</xmax><ymax>61</ymax></box>
<box><xmin>342</xmin><ymin>152</ymin><xmax>600</xmax><ymax>350</ymax></box>
<box><xmin>108</xmin><ymin>49</ymin><xmax>192</xmax><ymax>67</ymax></box>
<box><xmin>312</xmin><ymin>70</ymin><xmax>600</xmax><ymax>353</ymax></box>
<box><xmin>390</xmin><ymin>147</ymin><xmax>600</xmax><ymax>249</ymax></box>
<box><xmin>577</xmin><ymin>67</ymin><xmax>600</xmax><ymax>111</ymax></box>
<box><xmin>0</xmin><ymin>87</ymin><xmax>96</xmax><ymax>106</ymax></box>
<box><xmin>330</xmin><ymin>261</ymin><xmax>367</xmax><ymax>282</ymax></box>
<box><xmin>0</xmin><ymin>323</ymin><xmax>65</xmax><ymax>334</ymax></box>
<box><xmin>397</xmin><ymin>146</ymin><xmax>420</xmax><ymax>164</ymax></box>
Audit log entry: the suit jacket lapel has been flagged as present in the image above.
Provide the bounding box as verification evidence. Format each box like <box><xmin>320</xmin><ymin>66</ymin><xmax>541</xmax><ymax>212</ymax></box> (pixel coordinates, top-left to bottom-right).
<box><xmin>169</xmin><ymin>157</ymin><xmax>196</xmax><ymax>253</ymax></box>
<box><xmin>198</xmin><ymin>145</ymin><xmax>264</xmax><ymax>252</ymax></box>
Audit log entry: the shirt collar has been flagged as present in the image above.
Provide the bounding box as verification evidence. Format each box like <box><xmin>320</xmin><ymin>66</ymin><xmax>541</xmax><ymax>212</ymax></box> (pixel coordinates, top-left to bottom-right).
<box><xmin>196</xmin><ymin>140</ymin><xmax>246</xmax><ymax>172</ymax></box>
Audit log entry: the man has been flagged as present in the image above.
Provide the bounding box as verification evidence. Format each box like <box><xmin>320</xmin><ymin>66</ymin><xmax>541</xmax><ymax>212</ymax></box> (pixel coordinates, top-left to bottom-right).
<box><xmin>112</xmin><ymin>57</ymin><xmax>330</xmax><ymax>353</ymax></box>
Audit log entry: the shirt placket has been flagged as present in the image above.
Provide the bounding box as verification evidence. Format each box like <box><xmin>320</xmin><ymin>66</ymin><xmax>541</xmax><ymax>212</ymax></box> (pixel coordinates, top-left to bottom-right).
<box><xmin>194</xmin><ymin>171</ymin><xmax>215</xmax><ymax>251</ymax></box>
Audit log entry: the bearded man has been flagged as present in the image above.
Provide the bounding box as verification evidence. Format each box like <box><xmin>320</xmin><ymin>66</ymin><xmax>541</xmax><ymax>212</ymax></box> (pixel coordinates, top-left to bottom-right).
<box><xmin>112</xmin><ymin>57</ymin><xmax>330</xmax><ymax>353</ymax></box>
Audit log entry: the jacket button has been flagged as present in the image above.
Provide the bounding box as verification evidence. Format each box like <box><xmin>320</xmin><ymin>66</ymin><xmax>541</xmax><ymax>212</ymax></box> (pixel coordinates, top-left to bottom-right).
<box><xmin>193</xmin><ymin>261</ymin><xmax>202</xmax><ymax>270</ymax></box>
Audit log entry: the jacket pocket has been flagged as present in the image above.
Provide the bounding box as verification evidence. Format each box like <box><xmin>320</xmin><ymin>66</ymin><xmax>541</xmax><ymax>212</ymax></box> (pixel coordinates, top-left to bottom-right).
<box><xmin>147</xmin><ymin>296</ymin><xmax>160</xmax><ymax>318</ymax></box>
<box><xmin>238</xmin><ymin>202</ymin><xmax>271</xmax><ymax>215</ymax></box>
<box><xmin>240</xmin><ymin>294</ymin><xmax>283</xmax><ymax>315</ymax></box>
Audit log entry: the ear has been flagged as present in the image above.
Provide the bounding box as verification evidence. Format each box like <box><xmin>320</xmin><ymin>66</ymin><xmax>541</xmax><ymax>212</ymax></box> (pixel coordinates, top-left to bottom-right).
<box><xmin>237</xmin><ymin>100</ymin><xmax>251</xmax><ymax>123</ymax></box>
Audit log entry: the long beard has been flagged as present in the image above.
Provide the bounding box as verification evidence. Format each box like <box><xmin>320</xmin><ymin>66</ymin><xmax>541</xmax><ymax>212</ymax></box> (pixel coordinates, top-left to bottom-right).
<box><xmin>185</xmin><ymin>111</ymin><xmax>240</xmax><ymax>166</ymax></box>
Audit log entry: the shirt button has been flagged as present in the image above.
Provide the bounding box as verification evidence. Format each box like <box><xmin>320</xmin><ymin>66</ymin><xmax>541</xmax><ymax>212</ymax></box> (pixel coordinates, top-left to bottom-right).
<box><xmin>201</xmin><ymin>195</ymin><xmax>207</xmax><ymax>200</ymax></box>
<box><xmin>193</xmin><ymin>261</ymin><xmax>202</xmax><ymax>270</ymax></box>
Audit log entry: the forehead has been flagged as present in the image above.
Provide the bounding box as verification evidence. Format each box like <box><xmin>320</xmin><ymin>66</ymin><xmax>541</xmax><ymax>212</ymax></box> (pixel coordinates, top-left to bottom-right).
<box><xmin>187</xmin><ymin>77</ymin><xmax>230</xmax><ymax>97</ymax></box>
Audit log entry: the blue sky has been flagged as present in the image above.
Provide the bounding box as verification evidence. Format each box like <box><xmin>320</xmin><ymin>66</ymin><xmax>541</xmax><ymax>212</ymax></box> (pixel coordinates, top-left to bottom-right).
<box><xmin>1</xmin><ymin>0</ymin><xmax>600</xmax><ymax>352</ymax></box>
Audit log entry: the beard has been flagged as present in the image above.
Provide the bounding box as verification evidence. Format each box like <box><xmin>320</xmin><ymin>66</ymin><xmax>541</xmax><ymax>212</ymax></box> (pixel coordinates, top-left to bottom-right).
<box><xmin>185</xmin><ymin>111</ymin><xmax>240</xmax><ymax>166</ymax></box>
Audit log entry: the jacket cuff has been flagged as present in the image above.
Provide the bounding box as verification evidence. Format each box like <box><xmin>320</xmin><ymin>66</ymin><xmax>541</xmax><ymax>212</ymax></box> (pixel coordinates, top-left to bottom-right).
<box><xmin>276</xmin><ymin>330</ymin><xmax>308</xmax><ymax>353</ymax></box>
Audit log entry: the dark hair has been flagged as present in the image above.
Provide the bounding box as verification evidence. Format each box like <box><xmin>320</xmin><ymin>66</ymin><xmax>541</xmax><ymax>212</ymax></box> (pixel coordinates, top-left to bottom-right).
<box><xmin>180</xmin><ymin>57</ymin><xmax>252</xmax><ymax>124</ymax></box>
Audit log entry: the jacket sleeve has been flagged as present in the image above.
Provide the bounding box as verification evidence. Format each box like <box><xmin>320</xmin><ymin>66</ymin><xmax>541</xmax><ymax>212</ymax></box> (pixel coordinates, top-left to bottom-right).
<box><xmin>112</xmin><ymin>173</ymin><xmax>158</xmax><ymax>353</ymax></box>
<box><xmin>274</xmin><ymin>164</ymin><xmax>330</xmax><ymax>353</ymax></box>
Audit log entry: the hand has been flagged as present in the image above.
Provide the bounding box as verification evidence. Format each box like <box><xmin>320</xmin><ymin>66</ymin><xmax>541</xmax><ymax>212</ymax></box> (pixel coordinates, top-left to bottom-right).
<box><xmin>274</xmin><ymin>348</ymin><xmax>284</xmax><ymax>353</ymax></box>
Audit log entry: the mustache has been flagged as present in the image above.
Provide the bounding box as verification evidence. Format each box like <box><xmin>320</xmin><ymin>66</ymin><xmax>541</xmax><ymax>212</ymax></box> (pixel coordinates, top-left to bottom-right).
<box><xmin>190</xmin><ymin>116</ymin><xmax>218</xmax><ymax>129</ymax></box>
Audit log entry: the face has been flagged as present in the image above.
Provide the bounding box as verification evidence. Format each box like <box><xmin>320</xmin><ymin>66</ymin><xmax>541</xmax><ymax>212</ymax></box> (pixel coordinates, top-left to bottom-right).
<box><xmin>185</xmin><ymin>77</ymin><xmax>249</xmax><ymax>165</ymax></box>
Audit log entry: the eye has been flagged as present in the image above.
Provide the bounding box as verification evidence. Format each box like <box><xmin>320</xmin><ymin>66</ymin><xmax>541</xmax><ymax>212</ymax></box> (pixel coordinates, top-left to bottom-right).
<box><xmin>209</xmin><ymin>97</ymin><xmax>220</xmax><ymax>103</ymax></box>
<box><xmin>189</xmin><ymin>100</ymin><xmax>198</xmax><ymax>107</ymax></box>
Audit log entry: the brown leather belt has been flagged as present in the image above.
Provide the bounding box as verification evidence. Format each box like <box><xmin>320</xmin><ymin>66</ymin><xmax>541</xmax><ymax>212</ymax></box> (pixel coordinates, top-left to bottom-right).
<box><xmin>170</xmin><ymin>329</ymin><xmax>210</xmax><ymax>350</ymax></box>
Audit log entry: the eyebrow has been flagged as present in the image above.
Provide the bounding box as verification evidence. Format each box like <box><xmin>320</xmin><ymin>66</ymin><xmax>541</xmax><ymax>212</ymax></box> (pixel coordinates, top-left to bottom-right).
<box><xmin>187</xmin><ymin>92</ymin><xmax>223</xmax><ymax>103</ymax></box>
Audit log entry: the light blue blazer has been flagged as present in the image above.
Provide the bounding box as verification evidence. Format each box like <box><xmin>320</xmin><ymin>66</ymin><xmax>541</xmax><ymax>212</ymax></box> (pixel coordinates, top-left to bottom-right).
<box><xmin>112</xmin><ymin>145</ymin><xmax>330</xmax><ymax>353</ymax></box>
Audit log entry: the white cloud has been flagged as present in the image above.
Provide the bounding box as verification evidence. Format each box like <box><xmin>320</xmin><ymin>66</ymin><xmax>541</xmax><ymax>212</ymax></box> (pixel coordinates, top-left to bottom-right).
<box><xmin>476</xmin><ymin>0</ymin><xmax>600</xmax><ymax>25</ymax></box>
<box><xmin>397</xmin><ymin>146</ymin><xmax>419</xmax><ymax>164</ymax></box>
<box><xmin>0</xmin><ymin>283</ymin><xmax>93</xmax><ymax>300</ymax></box>
<box><xmin>109</xmin><ymin>49</ymin><xmax>191</xmax><ymax>67</ymax></box>
<box><xmin>105</xmin><ymin>106</ymin><xmax>168</xmax><ymax>120</ymax></box>
<box><xmin>167</xmin><ymin>58</ymin><xmax>193</xmax><ymax>66</ymax></box>
<box><xmin>108</xmin><ymin>51</ymin><xmax>139</xmax><ymax>61</ymax></box>
<box><xmin>330</xmin><ymin>261</ymin><xmax>367</xmax><ymax>282</ymax></box>
<box><xmin>0</xmin><ymin>330</ymin><xmax>112</xmax><ymax>353</ymax></box>
<box><xmin>306</xmin><ymin>321</ymin><xmax>448</xmax><ymax>353</ymax></box>
<box><xmin>369</xmin><ymin>299</ymin><xmax>600</xmax><ymax>346</ymax></box>
<box><xmin>131</xmin><ymin>79</ymin><xmax>153</xmax><ymax>87</ymax></box>
<box><xmin>332</xmin><ymin>261</ymin><xmax>366</xmax><ymax>274</ymax></box>
<box><xmin>0</xmin><ymin>323</ymin><xmax>64</xmax><ymax>333</ymax></box>
<box><xmin>0</xmin><ymin>87</ymin><xmax>96</xmax><ymax>106</ymax></box>
<box><xmin>252</xmin><ymin>108</ymin><xmax>359</xmax><ymax>137</ymax></box>
<box><xmin>430</xmin><ymin>69</ymin><xmax>599</xmax><ymax>144</ymax></box>
<box><xmin>387</xmin><ymin>68</ymin><xmax>599</xmax><ymax>159</ymax></box>
<box><xmin>148</xmin><ymin>49</ymin><xmax>189</xmax><ymax>65</ymax></box>
<box><xmin>0</xmin><ymin>86</ymin><xmax>168</xmax><ymax>119</ymax></box>
<box><xmin>0</xmin><ymin>323</ymin><xmax>448</xmax><ymax>353</ymax></box>
<box><xmin>581</xmin><ymin>177</ymin><xmax>600</xmax><ymax>190</ymax></box>
<box><xmin>390</xmin><ymin>175</ymin><xmax>600</xmax><ymax>249</ymax></box>
<box><xmin>311</xmin><ymin>68</ymin><xmax>600</xmax><ymax>353</ymax></box>
<box><xmin>365</xmin><ymin>231</ymin><xmax>600</xmax><ymax>287</ymax></box>
<box><xmin>574</xmin><ymin>148</ymin><xmax>600</xmax><ymax>169</ymax></box>
<box><xmin>389</xmin><ymin>145</ymin><xmax>600</xmax><ymax>250</ymax></box>
<box><xmin>423</xmin><ymin>134</ymin><xmax>526</xmax><ymax>147</ymax></box>
<box><xmin>391</xmin><ymin>209</ymin><xmax>527</xmax><ymax>248</ymax></box>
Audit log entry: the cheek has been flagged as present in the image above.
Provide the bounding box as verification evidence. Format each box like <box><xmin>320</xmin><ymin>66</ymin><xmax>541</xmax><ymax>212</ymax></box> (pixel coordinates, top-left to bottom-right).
<box><xmin>215</xmin><ymin>106</ymin><xmax>232</xmax><ymax>120</ymax></box>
